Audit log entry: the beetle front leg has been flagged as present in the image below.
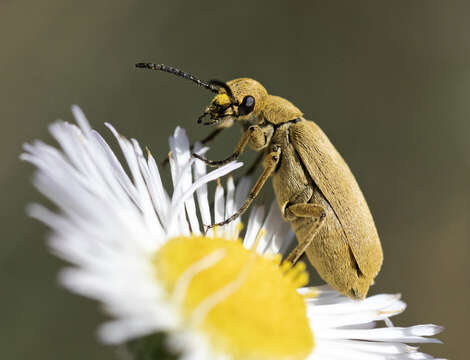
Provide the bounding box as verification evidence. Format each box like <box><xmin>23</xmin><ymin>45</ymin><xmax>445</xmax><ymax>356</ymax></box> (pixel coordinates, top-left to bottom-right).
<box><xmin>192</xmin><ymin>128</ymin><xmax>252</xmax><ymax>167</ymax></box>
<box><xmin>192</xmin><ymin>124</ymin><xmax>272</xmax><ymax>167</ymax></box>
<box><xmin>285</xmin><ymin>203</ymin><xmax>326</xmax><ymax>264</ymax></box>
<box><xmin>241</xmin><ymin>124</ymin><xmax>273</xmax><ymax>175</ymax></box>
<box><xmin>205</xmin><ymin>145</ymin><xmax>281</xmax><ymax>229</ymax></box>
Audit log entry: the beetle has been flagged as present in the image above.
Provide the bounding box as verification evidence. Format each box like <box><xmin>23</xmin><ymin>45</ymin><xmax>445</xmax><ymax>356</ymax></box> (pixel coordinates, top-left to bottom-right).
<box><xmin>136</xmin><ymin>63</ymin><xmax>383</xmax><ymax>299</ymax></box>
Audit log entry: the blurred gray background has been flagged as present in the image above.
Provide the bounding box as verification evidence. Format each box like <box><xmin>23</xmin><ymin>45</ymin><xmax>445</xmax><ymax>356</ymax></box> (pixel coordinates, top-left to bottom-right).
<box><xmin>1</xmin><ymin>1</ymin><xmax>468</xmax><ymax>359</ymax></box>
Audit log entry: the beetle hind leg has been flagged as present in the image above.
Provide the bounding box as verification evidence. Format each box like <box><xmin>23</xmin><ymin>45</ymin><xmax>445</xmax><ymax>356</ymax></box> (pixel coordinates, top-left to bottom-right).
<box><xmin>285</xmin><ymin>203</ymin><xmax>326</xmax><ymax>264</ymax></box>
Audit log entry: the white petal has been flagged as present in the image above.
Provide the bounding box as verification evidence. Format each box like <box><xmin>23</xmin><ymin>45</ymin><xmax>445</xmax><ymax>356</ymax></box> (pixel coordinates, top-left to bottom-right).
<box><xmin>243</xmin><ymin>206</ymin><xmax>265</xmax><ymax>249</ymax></box>
<box><xmin>193</xmin><ymin>142</ymin><xmax>213</xmax><ymax>237</ymax></box>
<box><xmin>214</xmin><ymin>181</ymin><xmax>225</xmax><ymax>224</ymax></box>
<box><xmin>24</xmin><ymin>107</ymin><xmax>444</xmax><ymax>360</ymax></box>
<box><xmin>169</xmin><ymin>127</ymin><xmax>200</xmax><ymax>235</ymax></box>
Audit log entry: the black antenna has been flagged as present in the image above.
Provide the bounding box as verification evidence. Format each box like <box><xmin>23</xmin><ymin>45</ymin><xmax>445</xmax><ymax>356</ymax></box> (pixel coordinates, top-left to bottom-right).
<box><xmin>135</xmin><ymin>63</ymin><xmax>219</xmax><ymax>93</ymax></box>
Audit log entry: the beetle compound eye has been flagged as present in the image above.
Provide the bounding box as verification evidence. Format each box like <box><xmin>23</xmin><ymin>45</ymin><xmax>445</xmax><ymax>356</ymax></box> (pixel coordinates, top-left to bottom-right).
<box><xmin>238</xmin><ymin>95</ymin><xmax>256</xmax><ymax>116</ymax></box>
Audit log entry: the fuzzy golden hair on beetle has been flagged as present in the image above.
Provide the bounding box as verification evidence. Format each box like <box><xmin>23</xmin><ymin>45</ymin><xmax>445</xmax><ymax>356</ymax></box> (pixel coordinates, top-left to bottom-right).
<box><xmin>136</xmin><ymin>62</ymin><xmax>383</xmax><ymax>299</ymax></box>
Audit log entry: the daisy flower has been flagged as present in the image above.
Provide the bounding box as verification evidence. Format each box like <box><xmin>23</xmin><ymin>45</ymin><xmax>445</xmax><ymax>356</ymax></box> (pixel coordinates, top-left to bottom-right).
<box><xmin>22</xmin><ymin>106</ymin><xmax>444</xmax><ymax>360</ymax></box>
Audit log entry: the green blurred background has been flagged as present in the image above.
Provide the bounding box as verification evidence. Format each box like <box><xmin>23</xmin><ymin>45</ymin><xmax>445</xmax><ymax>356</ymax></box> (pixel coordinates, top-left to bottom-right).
<box><xmin>1</xmin><ymin>1</ymin><xmax>468</xmax><ymax>359</ymax></box>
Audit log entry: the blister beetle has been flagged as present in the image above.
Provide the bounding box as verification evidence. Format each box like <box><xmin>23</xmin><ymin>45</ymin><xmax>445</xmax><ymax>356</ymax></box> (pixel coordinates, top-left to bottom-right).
<box><xmin>136</xmin><ymin>63</ymin><xmax>383</xmax><ymax>299</ymax></box>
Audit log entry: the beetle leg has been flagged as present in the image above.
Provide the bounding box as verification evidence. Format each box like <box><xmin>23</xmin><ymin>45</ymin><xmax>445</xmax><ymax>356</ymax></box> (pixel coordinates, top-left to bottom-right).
<box><xmin>281</xmin><ymin>186</ymin><xmax>313</xmax><ymax>221</ymax></box>
<box><xmin>205</xmin><ymin>146</ymin><xmax>281</xmax><ymax>229</ymax></box>
<box><xmin>285</xmin><ymin>203</ymin><xmax>326</xmax><ymax>264</ymax></box>
<box><xmin>162</xmin><ymin>128</ymin><xmax>225</xmax><ymax>166</ymax></box>
<box><xmin>192</xmin><ymin>128</ymin><xmax>251</xmax><ymax>167</ymax></box>
<box><xmin>242</xmin><ymin>124</ymin><xmax>273</xmax><ymax>175</ymax></box>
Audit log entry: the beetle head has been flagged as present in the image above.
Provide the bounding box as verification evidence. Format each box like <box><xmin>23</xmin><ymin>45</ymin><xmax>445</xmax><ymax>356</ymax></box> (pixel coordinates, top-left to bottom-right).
<box><xmin>134</xmin><ymin>63</ymin><xmax>268</xmax><ymax>127</ymax></box>
<box><xmin>199</xmin><ymin>78</ymin><xmax>268</xmax><ymax>127</ymax></box>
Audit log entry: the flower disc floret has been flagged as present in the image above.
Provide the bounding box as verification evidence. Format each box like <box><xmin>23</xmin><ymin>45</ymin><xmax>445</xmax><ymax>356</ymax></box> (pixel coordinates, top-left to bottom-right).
<box><xmin>154</xmin><ymin>235</ymin><xmax>313</xmax><ymax>360</ymax></box>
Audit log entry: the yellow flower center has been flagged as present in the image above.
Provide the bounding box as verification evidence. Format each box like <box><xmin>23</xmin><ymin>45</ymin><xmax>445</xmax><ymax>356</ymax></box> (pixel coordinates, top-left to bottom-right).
<box><xmin>153</xmin><ymin>235</ymin><xmax>314</xmax><ymax>360</ymax></box>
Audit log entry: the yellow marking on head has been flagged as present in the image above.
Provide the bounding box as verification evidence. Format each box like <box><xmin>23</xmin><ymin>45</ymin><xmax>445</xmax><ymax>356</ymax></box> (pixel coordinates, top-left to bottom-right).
<box><xmin>214</xmin><ymin>93</ymin><xmax>232</xmax><ymax>108</ymax></box>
